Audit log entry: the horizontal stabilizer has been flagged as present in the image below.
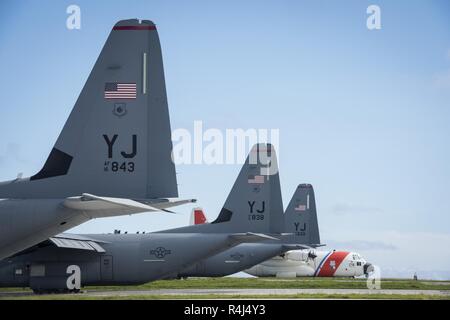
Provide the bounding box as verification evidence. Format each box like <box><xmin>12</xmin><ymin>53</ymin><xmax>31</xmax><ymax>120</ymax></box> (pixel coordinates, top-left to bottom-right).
<box><xmin>150</xmin><ymin>198</ymin><xmax>197</xmax><ymax>210</ymax></box>
<box><xmin>228</xmin><ymin>232</ymin><xmax>279</xmax><ymax>244</ymax></box>
<box><xmin>75</xmin><ymin>193</ymin><xmax>160</xmax><ymax>210</ymax></box>
<box><xmin>63</xmin><ymin>194</ymin><xmax>196</xmax><ymax>219</ymax></box>
<box><xmin>63</xmin><ymin>193</ymin><xmax>161</xmax><ymax>214</ymax></box>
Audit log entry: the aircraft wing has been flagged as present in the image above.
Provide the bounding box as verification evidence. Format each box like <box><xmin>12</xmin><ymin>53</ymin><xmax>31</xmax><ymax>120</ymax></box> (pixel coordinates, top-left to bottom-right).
<box><xmin>63</xmin><ymin>193</ymin><xmax>196</xmax><ymax>218</ymax></box>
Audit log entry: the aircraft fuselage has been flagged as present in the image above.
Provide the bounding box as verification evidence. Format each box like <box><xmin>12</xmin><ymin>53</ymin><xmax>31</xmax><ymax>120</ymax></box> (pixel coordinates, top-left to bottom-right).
<box><xmin>0</xmin><ymin>233</ymin><xmax>249</xmax><ymax>292</ymax></box>
<box><xmin>174</xmin><ymin>243</ymin><xmax>297</xmax><ymax>278</ymax></box>
<box><xmin>0</xmin><ymin>199</ymin><xmax>90</xmax><ymax>260</ymax></box>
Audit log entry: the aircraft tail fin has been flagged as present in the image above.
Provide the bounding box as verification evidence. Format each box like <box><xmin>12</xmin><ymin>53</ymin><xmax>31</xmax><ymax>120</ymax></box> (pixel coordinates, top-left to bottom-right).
<box><xmin>207</xmin><ymin>143</ymin><xmax>284</xmax><ymax>234</ymax></box>
<box><xmin>282</xmin><ymin>184</ymin><xmax>321</xmax><ymax>245</ymax></box>
<box><xmin>190</xmin><ymin>208</ymin><xmax>208</xmax><ymax>225</ymax></box>
<box><xmin>0</xmin><ymin>19</ymin><xmax>178</xmax><ymax>199</ymax></box>
<box><xmin>161</xmin><ymin>143</ymin><xmax>284</xmax><ymax>234</ymax></box>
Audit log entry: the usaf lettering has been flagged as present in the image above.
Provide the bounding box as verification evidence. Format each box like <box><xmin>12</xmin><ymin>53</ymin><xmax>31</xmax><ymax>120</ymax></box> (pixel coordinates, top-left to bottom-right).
<box><xmin>248</xmin><ymin>201</ymin><xmax>265</xmax><ymax>221</ymax></box>
<box><xmin>294</xmin><ymin>222</ymin><xmax>307</xmax><ymax>236</ymax></box>
<box><xmin>103</xmin><ymin>134</ymin><xmax>137</xmax><ymax>173</ymax></box>
<box><xmin>103</xmin><ymin>134</ymin><xmax>137</xmax><ymax>158</ymax></box>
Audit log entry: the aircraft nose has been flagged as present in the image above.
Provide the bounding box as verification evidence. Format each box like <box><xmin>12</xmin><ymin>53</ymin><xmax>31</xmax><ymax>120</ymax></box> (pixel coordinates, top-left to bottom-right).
<box><xmin>364</xmin><ymin>263</ymin><xmax>374</xmax><ymax>275</ymax></box>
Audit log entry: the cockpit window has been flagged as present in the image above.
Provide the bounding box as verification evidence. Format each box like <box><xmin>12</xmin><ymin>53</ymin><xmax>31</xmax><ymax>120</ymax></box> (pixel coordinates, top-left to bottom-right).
<box><xmin>353</xmin><ymin>254</ymin><xmax>362</xmax><ymax>261</ymax></box>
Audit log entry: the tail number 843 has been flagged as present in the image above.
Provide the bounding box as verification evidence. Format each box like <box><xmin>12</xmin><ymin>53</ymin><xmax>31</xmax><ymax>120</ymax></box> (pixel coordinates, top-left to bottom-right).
<box><xmin>104</xmin><ymin>161</ymin><xmax>135</xmax><ymax>172</ymax></box>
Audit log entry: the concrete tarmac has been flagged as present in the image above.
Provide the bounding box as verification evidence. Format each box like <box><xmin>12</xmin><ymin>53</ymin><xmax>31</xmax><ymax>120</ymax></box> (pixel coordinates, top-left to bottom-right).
<box><xmin>85</xmin><ymin>288</ymin><xmax>450</xmax><ymax>297</ymax></box>
<box><xmin>1</xmin><ymin>288</ymin><xmax>449</xmax><ymax>298</ymax></box>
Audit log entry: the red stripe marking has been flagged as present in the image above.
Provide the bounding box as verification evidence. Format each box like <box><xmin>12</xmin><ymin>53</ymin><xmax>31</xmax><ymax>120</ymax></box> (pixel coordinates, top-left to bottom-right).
<box><xmin>317</xmin><ymin>251</ymin><xmax>349</xmax><ymax>277</ymax></box>
<box><xmin>194</xmin><ymin>210</ymin><xmax>207</xmax><ymax>225</ymax></box>
<box><xmin>113</xmin><ymin>25</ymin><xmax>156</xmax><ymax>31</ymax></box>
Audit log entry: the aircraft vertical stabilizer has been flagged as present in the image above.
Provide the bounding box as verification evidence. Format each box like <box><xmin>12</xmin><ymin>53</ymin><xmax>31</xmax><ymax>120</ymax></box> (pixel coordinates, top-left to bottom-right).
<box><xmin>283</xmin><ymin>184</ymin><xmax>321</xmax><ymax>245</ymax></box>
<box><xmin>0</xmin><ymin>19</ymin><xmax>177</xmax><ymax>199</ymax></box>
<box><xmin>190</xmin><ymin>208</ymin><xmax>208</xmax><ymax>225</ymax></box>
<box><xmin>160</xmin><ymin>143</ymin><xmax>284</xmax><ymax>234</ymax></box>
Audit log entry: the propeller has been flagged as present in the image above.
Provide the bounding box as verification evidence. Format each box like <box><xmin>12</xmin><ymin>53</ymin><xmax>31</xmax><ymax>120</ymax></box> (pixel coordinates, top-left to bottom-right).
<box><xmin>307</xmin><ymin>250</ymin><xmax>317</xmax><ymax>261</ymax></box>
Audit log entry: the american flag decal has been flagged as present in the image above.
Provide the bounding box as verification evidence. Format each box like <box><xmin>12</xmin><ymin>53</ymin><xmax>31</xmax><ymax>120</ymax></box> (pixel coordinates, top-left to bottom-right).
<box><xmin>248</xmin><ymin>175</ymin><xmax>265</xmax><ymax>184</ymax></box>
<box><xmin>104</xmin><ymin>83</ymin><xmax>137</xmax><ymax>99</ymax></box>
<box><xmin>295</xmin><ymin>204</ymin><xmax>307</xmax><ymax>211</ymax></box>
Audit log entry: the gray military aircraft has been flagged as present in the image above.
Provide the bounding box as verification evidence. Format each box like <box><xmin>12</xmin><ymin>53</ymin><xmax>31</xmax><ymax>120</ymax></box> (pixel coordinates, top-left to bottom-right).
<box><xmin>0</xmin><ymin>19</ymin><xmax>194</xmax><ymax>260</ymax></box>
<box><xmin>167</xmin><ymin>183</ymin><xmax>322</xmax><ymax>278</ymax></box>
<box><xmin>0</xmin><ymin>144</ymin><xmax>282</xmax><ymax>293</ymax></box>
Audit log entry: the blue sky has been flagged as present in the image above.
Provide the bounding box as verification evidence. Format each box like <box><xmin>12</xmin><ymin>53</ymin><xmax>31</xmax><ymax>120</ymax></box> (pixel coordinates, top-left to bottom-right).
<box><xmin>0</xmin><ymin>0</ymin><xmax>449</xmax><ymax>279</ymax></box>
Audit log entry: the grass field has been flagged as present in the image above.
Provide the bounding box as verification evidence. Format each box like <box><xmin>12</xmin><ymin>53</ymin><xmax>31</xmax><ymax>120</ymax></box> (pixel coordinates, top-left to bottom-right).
<box><xmin>1</xmin><ymin>277</ymin><xmax>450</xmax><ymax>300</ymax></box>
<box><xmin>79</xmin><ymin>277</ymin><xmax>450</xmax><ymax>291</ymax></box>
